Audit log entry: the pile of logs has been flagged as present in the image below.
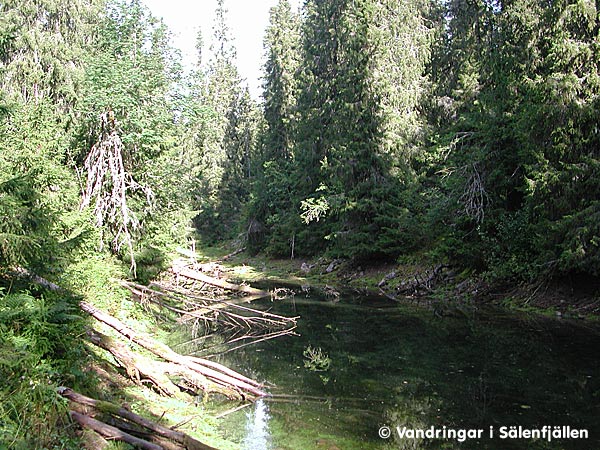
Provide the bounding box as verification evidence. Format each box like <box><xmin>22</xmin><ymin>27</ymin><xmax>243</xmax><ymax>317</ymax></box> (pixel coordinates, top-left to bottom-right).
<box><xmin>60</xmin><ymin>298</ymin><xmax>269</xmax><ymax>449</ymax></box>
<box><xmin>20</xmin><ymin>253</ymin><xmax>297</xmax><ymax>448</ymax></box>
<box><xmin>60</xmin><ymin>387</ymin><xmax>217</xmax><ymax>450</ymax></box>
<box><xmin>58</xmin><ymin>386</ymin><xmax>216</xmax><ymax>450</ymax></box>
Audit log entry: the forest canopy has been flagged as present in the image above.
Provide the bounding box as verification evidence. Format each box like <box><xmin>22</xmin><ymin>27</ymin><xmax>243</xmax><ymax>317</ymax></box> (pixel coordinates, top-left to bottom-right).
<box><xmin>1</xmin><ymin>0</ymin><xmax>598</xmax><ymax>285</ymax></box>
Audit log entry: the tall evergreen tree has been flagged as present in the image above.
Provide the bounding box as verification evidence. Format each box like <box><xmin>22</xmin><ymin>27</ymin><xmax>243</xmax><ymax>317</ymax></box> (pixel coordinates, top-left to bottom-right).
<box><xmin>0</xmin><ymin>0</ymin><xmax>101</xmax><ymax>273</ymax></box>
<box><xmin>262</xmin><ymin>0</ymin><xmax>300</xmax><ymax>161</ymax></box>
<box><xmin>425</xmin><ymin>0</ymin><xmax>600</xmax><ymax>279</ymax></box>
<box><xmin>257</xmin><ymin>0</ymin><xmax>436</xmax><ymax>259</ymax></box>
<box><xmin>247</xmin><ymin>0</ymin><xmax>300</xmax><ymax>253</ymax></box>
<box><xmin>190</xmin><ymin>0</ymin><xmax>256</xmax><ymax>241</ymax></box>
<box><xmin>0</xmin><ymin>0</ymin><xmax>102</xmax><ymax>109</ymax></box>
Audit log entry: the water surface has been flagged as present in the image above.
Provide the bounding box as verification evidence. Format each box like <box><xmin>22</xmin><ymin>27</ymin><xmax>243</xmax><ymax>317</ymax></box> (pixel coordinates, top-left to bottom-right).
<box><xmin>171</xmin><ymin>287</ymin><xmax>600</xmax><ymax>449</ymax></box>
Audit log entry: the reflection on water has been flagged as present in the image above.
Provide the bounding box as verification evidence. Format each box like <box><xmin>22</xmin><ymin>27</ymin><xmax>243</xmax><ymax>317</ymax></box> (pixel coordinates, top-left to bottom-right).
<box><xmin>242</xmin><ymin>399</ymin><xmax>272</xmax><ymax>450</ymax></box>
<box><xmin>171</xmin><ymin>287</ymin><xmax>600</xmax><ymax>449</ymax></box>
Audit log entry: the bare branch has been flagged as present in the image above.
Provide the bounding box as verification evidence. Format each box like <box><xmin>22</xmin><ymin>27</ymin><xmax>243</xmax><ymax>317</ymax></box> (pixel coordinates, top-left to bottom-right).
<box><xmin>80</xmin><ymin>110</ymin><xmax>154</xmax><ymax>275</ymax></box>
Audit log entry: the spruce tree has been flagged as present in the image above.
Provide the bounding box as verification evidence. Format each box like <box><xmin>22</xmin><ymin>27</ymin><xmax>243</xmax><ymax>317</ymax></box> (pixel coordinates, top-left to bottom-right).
<box><xmin>247</xmin><ymin>0</ymin><xmax>301</xmax><ymax>253</ymax></box>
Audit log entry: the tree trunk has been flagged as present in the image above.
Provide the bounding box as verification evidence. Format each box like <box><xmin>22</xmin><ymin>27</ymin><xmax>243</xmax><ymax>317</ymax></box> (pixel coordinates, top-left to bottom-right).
<box><xmin>70</xmin><ymin>411</ymin><xmax>163</xmax><ymax>450</ymax></box>
<box><xmin>86</xmin><ymin>328</ymin><xmax>241</xmax><ymax>400</ymax></box>
<box><xmin>173</xmin><ymin>266</ymin><xmax>269</xmax><ymax>297</ymax></box>
<box><xmin>59</xmin><ymin>387</ymin><xmax>216</xmax><ymax>450</ymax></box>
<box><xmin>85</xmin><ymin>328</ymin><xmax>185</xmax><ymax>398</ymax></box>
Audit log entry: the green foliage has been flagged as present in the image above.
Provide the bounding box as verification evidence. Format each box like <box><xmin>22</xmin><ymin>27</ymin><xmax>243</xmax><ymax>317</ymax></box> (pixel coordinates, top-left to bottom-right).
<box><xmin>74</xmin><ymin>0</ymin><xmax>197</xmax><ymax>273</ymax></box>
<box><xmin>250</xmin><ymin>0</ymin><xmax>436</xmax><ymax>261</ymax></box>
<box><xmin>0</xmin><ymin>100</ymin><xmax>87</xmax><ymax>274</ymax></box>
<box><xmin>184</xmin><ymin>2</ymin><xmax>263</xmax><ymax>243</ymax></box>
<box><xmin>420</xmin><ymin>0</ymin><xmax>600</xmax><ymax>281</ymax></box>
<box><xmin>303</xmin><ymin>345</ymin><xmax>331</xmax><ymax>372</ymax></box>
<box><xmin>0</xmin><ymin>289</ymin><xmax>87</xmax><ymax>449</ymax></box>
<box><xmin>0</xmin><ymin>0</ymin><xmax>599</xmax><ymax>444</ymax></box>
<box><xmin>0</xmin><ymin>0</ymin><xmax>101</xmax><ymax>109</ymax></box>
<box><xmin>244</xmin><ymin>0</ymin><xmax>302</xmax><ymax>255</ymax></box>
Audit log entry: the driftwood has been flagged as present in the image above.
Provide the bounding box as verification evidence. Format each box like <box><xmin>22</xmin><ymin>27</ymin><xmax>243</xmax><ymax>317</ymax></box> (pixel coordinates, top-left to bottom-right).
<box><xmin>394</xmin><ymin>264</ymin><xmax>448</xmax><ymax>297</ymax></box>
<box><xmin>172</xmin><ymin>266</ymin><xmax>269</xmax><ymax>297</ymax></box>
<box><xmin>80</xmin><ymin>301</ymin><xmax>267</xmax><ymax>398</ymax></box>
<box><xmin>214</xmin><ymin>403</ymin><xmax>251</xmax><ymax>419</ymax></box>
<box><xmin>59</xmin><ymin>387</ymin><xmax>215</xmax><ymax>450</ymax></box>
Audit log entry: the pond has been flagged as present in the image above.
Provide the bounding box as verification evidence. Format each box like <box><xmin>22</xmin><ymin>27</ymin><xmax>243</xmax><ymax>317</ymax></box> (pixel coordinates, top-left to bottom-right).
<box><xmin>170</xmin><ymin>286</ymin><xmax>600</xmax><ymax>449</ymax></box>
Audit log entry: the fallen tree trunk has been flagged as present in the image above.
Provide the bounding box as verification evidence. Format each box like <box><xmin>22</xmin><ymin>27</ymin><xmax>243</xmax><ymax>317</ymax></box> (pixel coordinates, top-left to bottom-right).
<box><xmin>220</xmin><ymin>247</ymin><xmax>246</xmax><ymax>261</ymax></box>
<box><xmin>126</xmin><ymin>278</ymin><xmax>282</xmax><ymax>324</ymax></box>
<box><xmin>172</xmin><ymin>267</ymin><xmax>269</xmax><ymax>297</ymax></box>
<box><xmin>86</xmin><ymin>329</ymin><xmax>239</xmax><ymax>399</ymax></box>
<box><xmin>86</xmin><ymin>328</ymin><xmax>185</xmax><ymax>398</ymax></box>
<box><xmin>395</xmin><ymin>264</ymin><xmax>448</xmax><ymax>297</ymax></box>
<box><xmin>121</xmin><ymin>280</ymin><xmax>295</xmax><ymax>331</ymax></box>
<box><xmin>70</xmin><ymin>411</ymin><xmax>162</xmax><ymax>450</ymax></box>
<box><xmin>177</xmin><ymin>293</ymin><xmax>278</xmax><ymax>324</ymax></box>
<box><xmin>104</xmin><ymin>418</ymin><xmax>184</xmax><ymax>450</ymax></box>
<box><xmin>184</xmin><ymin>355</ymin><xmax>264</xmax><ymax>388</ymax></box>
<box><xmin>59</xmin><ymin>387</ymin><xmax>216</xmax><ymax>450</ymax></box>
<box><xmin>80</xmin><ymin>301</ymin><xmax>267</xmax><ymax>398</ymax></box>
<box><xmin>11</xmin><ymin>267</ymin><xmax>62</xmax><ymax>291</ymax></box>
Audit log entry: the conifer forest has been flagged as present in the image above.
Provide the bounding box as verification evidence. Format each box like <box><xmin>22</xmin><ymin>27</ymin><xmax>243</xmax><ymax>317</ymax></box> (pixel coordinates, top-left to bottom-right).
<box><xmin>0</xmin><ymin>0</ymin><xmax>599</xmax><ymax>448</ymax></box>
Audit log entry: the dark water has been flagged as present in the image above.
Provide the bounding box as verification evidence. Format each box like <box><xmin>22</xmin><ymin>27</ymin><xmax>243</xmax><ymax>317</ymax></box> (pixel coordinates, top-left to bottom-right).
<box><xmin>171</xmin><ymin>287</ymin><xmax>600</xmax><ymax>449</ymax></box>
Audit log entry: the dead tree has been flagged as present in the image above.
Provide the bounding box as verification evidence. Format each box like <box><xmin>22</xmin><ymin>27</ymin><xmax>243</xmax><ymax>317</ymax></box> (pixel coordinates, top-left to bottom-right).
<box><xmin>80</xmin><ymin>301</ymin><xmax>267</xmax><ymax>398</ymax></box>
<box><xmin>460</xmin><ymin>163</ymin><xmax>489</xmax><ymax>224</ymax></box>
<box><xmin>80</xmin><ymin>109</ymin><xmax>154</xmax><ymax>275</ymax></box>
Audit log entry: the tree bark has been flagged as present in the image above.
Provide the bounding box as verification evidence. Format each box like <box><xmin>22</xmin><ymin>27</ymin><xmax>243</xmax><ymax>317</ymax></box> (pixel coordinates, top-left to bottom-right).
<box><xmin>70</xmin><ymin>411</ymin><xmax>163</xmax><ymax>450</ymax></box>
<box><xmin>86</xmin><ymin>327</ymin><xmax>241</xmax><ymax>399</ymax></box>
<box><xmin>85</xmin><ymin>328</ymin><xmax>185</xmax><ymax>398</ymax></box>
<box><xmin>59</xmin><ymin>387</ymin><xmax>216</xmax><ymax>450</ymax></box>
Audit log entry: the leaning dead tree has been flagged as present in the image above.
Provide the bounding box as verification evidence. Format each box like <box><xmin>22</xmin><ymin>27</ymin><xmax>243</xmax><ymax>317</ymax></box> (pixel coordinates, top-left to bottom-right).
<box><xmin>80</xmin><ymin>109</ymin><xmax>154</xmax><ymax>274</ymax></box>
